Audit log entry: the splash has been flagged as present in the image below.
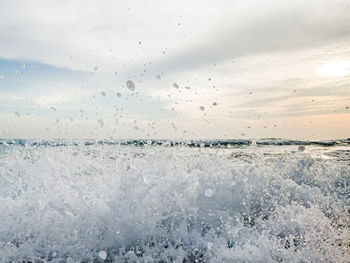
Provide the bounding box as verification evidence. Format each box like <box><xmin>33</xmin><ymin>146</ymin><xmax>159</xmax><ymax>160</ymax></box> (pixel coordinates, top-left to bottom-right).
<box><xmin>0</xmin><ymin>142</ymin><xmax>349</xmax><ymax>262</ymax></box>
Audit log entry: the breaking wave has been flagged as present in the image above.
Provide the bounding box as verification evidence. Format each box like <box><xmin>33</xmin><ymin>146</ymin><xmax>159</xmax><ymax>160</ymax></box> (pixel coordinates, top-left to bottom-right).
<box><xmin>0</xmin><ymin>141</ymin><xmax>349</xmax><ymax>262</ymax></box>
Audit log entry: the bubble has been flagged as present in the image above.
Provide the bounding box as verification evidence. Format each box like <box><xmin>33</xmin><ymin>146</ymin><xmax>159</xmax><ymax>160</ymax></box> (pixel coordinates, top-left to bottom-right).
<box><xmin>205</xmin><ymin>188</ymin><xmax>214</xmax><ymax>197</ymax></box>
<box><xmin>98</xmin><ymin>250</ymin><xmax>107</xmax><ymax>260</ymax></box>
<box><xmin>97</xmin><ymin>119</ymin><xmax>104</xmax><ymax>127</ymax></box>
<box><xmin>199</xmin><ymin>106</ymin><xmax>205</xmax><ymax>111</ymax></box>
<box><xmin>126</xmin><ymin>80</ymin><xmax>135</xmax><ymax>91</ymax></box>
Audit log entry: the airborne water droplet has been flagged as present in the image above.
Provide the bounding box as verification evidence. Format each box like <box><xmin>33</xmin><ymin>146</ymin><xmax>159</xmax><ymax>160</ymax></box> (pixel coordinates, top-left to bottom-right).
<box><xmin>298</xmin><ymin>145</ymin><xmax>305</xmax><ymax>152</ymax></box>
<box><xmin>126</xmin><ymin>80</ymin><xmax>135</xmax><ymax>91</ymax></box>
<box><xmin>199</xmin><ymin>106</ymin><xmax>205</xmax><ymax>111</ymax></box>
<box><xmin>205</xmin><ymin>188</ymin><xmax>214</xmax><ymax>197</ymax></box>
<box><xmin>98</xmin><ymin>250</ymin><xmax>107</xmax><ymax>260</ymax></box>
<box><xmin>97</xmin><ymin>119</ymin><xmax>104</xmax><ymax>127</ymax></box>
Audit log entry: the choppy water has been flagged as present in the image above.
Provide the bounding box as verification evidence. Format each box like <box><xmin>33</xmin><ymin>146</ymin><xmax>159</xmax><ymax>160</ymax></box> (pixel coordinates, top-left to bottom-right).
<box><xmin>0</xmin><ymin>140</ymin><xmax>349</xmax><ymax>262</ymax></box>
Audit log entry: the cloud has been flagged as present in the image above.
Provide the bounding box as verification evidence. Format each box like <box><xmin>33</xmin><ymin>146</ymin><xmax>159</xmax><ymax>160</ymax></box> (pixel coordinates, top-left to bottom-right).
<box><xmin>1</xmin><ymin>0</ymin><xmax>350</xmax><ymax>139</ymax></box>
<box><xmin>1</xmin><ymin>0</ymin><xmax>350</xmax><ymax>74</ymax></box>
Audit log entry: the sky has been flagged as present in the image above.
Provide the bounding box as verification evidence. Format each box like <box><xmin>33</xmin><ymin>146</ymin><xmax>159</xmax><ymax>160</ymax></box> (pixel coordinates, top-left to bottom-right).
<box><xmin>0</xmin><ymin>0</ymin><xmax>350</xmax><ymax>140</ymax></box>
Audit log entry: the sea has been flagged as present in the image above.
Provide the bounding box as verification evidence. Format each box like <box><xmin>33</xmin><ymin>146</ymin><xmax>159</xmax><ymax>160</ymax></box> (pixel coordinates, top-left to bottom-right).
<box><xmin>0</xmin><ymin>139</ymin><xmax>349</xmax><ymax>262</ymax></box>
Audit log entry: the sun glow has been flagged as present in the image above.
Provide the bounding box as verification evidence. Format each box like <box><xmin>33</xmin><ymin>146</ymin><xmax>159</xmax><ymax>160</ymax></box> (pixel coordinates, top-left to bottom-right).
<box><xmin>316</xmin><ymin>61</ymin><xmax>350</xmax><ymax>77</ymax></box>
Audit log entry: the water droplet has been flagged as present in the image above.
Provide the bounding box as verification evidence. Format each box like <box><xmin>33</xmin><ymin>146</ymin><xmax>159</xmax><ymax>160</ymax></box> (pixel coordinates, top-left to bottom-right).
<box><xmin>50</xmin><ymin>106</ymin><xmax>57</xmax><ymax>111</ymax></box>
<box><xmin>173</xmin><ymin>83</ymin><xmax>179</xmax><ymax>89</ymax></box>
<box><xmin>98</xmin><ymin>250</ymin><xmax>107</xmax><ymax>260</ymax></box>
<box><xmin>97</xmin><ymin>119</ymin><xmax>104</xmax><ymax>127</ymax></box>
<box><xmin>14</xmin><ymin>111</ymin><xmax>20</xmax><ymax>117</ymax></box>
<box><xmin>94</xmin><ymin>66</ymin><xmax>98</xmax><ymax>71</ymax></box>
<box><xmin>251</xmin><ymin>140</ymin><xmax>257</xmax><ymax>147</ymax></box>
<box><xmin>126</xmin><ymin>80</ymin><xmax>135</xmax><ymax>91</ymax></box>
<box><xmin>101</xmin><ymin>91</ymin><xmax>106</xmax><ymax>96</ymax></box>
<box><xmin>156</xmin><ymin>74</ymin><xmax>161</xmax><ymax>80</ymax></box>
<box><xmin>199</xmin><ymin>106</ymin><xmax>205</xmax><ymax>111</ymax></box>
<box><xmin>213</xmin><ymin>102</ymin><xmax>218</xmax><ymax>106</ymax></box>
<box><xmin>0</xmin><ymin>74</ymin><xmax>5</xmax><ymax>79</ymax></box>
<box><xmin>298</xmin><ymin>145</ymin><xmax>305</xmax><ymax>152</ymax></box>
<box><xmin>21</xmin><ymin>63</ymin><xmax>26</xmax><ymax>69</ymax></box>
<box><xmin>116</xmin><ymin>92</ymin><xmax>121</xmax><ymax>97</ymax></box>
<box><xmin>205</xmin><ymin>188</ymin><xmax>214</xmax><ymax>197</ymax></box>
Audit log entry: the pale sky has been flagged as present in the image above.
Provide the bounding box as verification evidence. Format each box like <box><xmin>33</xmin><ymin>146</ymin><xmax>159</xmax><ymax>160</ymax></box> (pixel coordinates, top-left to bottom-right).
<box><xmin>0</xmin><ymin>0</ymin><xmax>350</xmax><ymax>140</ymax></box>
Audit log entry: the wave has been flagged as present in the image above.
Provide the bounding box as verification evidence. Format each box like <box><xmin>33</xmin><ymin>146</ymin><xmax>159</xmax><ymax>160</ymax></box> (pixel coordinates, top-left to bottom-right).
<box><xmin>0</xmin><ymin>144</ymin><xmax>349</xmax><ymax>262</ymax></box>
<box><xmin>1</xmin><ymin>138</ymin><xmax>350</xmax><ymax>148</ymax></box>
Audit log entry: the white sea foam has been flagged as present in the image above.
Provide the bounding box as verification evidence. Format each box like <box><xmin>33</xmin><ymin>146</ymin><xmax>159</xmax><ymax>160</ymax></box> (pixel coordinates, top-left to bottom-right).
<box><xmin>0</xmin><ymin>144</ymin><xmax>349</xmax><ymax>262</ymax></box>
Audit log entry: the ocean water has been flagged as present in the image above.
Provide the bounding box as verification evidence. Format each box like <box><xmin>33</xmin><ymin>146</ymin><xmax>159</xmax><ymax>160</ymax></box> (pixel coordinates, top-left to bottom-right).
<box><xmin>0</xmin><ymin>139</ymin><xmax>349</xmax><ymax>262</ymax></box>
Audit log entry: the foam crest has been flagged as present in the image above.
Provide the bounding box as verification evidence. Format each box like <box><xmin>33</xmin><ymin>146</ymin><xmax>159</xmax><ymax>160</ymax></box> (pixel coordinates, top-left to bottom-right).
<box><xmin>0</xmin><ymin>144</ymin><xmax>349</xmax><ymax>262</ymax></box>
